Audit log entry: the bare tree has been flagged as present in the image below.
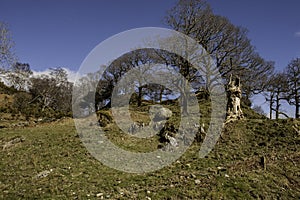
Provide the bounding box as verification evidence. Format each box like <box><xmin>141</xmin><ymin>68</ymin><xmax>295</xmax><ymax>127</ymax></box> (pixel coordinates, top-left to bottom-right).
<box><xmin>30</xmin><ymin>68</ymin><xmax>73</xmax><ymax>116</ymax></box>
<box><xmin>50</xmin><ymin>67</ymin><xmax>73</xmax><ymax>113</ymax></box>
<box><xmin>285</xmin><ymin>58</ymin><xmax>300</xmax><ymax>118</ymax></box>
<box><xmin>143</xmin><ymin>83</ymin><xmax>173</xmax><ymax>103</ymax></box>
<box><xmin>0</xmin><ymin>22</ymin><xmax>16</xmax><ymax>70</ymax></box>
<box><xmin>7</xmin><ymin>62</ymin><xmax>32</xmax><ymax>91</ymax></box>
<box><xmin>265</xmin><ymin>73</ymin><xmax>289</xmax><ymax>119</ymax></box>
<box><xmin>164</xmin><ymin>0</ymin><xmax>274</xmax><ymax>100</ymax></box>
<box><xmin>12</xmin><ymin>92</ymin><xmax>32</xmax><ymax>118</ymax></box>
<box><xmin>95</xmin><ymin>49</ymin><xmax>160</xmax><ymax>109</ymax></box>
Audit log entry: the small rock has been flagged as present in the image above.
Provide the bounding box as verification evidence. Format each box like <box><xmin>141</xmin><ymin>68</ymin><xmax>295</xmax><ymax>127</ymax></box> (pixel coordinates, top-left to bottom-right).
<box><xmin>96</xmin><ymin>193</ymin><xmax>103</xmax><ymax>197</ymax></box>
<box><xmin>225</xmin><ymin>174</ymin><xmax>230</xmax><ymax>178</ymax></box>
<box><xmin>146</xmin><ymin>197</ymin><xmax>151</xmax><ymax>200</ymax></box>
<box><xmin>2</xmin><ymin>136</ymin><xmax>25</xmax><ymax>150</ymax></box>
<box><xmin>190</xmin><ymin>174</ymin><xmax>197</xmax><ymax>179</ymax></box>
<box><xmin>167</xmin><ymin>135</ymin><xmax>178</xmax><ymax>147</ymax></box>
<box><xmin>150</xmin><ymin>106</ymin><xmax>172</xmax><ymax>121</ymax></box>
<box><xmin>195</xmin><ymin>179</ymin><xmax>201</xmax><ymax>184</ymax></box>
<box><xmin>217</xmin><ymin>166</ymin><xmax>226</xmax><ymax>171</ymax></box>
<box><xmin>207</xmin><ymin>168</ymin><xmax>217</xmax><ymax>174</ymax></box>
<box><xmin>35</xmin><ymin>169</ymin><xmax>53</xmax><ymax>179</ymax></box>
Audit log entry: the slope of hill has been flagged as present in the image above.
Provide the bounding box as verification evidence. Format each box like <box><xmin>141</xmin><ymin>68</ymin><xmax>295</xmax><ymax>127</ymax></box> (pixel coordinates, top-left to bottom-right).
<box><xmin>0</xmin><ymin>102</ymin><xmax>299</xmax><ymax>199</ymax></box>
<box><xmin>0</xmin><ymin>81</ymin><xmax>17</xmax><ymax>95</ymax></box>
<box><xmin>0</xmin><ymin>81</ymin><xmax>31</xmax><ymax>127</ymax></box>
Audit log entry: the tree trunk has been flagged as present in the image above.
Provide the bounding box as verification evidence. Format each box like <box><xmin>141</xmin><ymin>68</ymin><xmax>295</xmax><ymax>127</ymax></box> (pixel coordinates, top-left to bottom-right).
<box><xmin>181</xmin><ymin>93</ymin><xmax>188</xmax><ymax>116</ymax></box>
<box><xmin>137</xmin><ymin>86</ymin><xmax>143</xmax><ymax>107</ymax></box>
<box><xmin>181</xmin><ymin>78</ymin><xmax>189</xmax><ymax>116</ymax></box>
<box><xmin>159</xmin><ymin>88</ymin><xmax>163</xmax><ymax>103</ymax></box>
<box><xmin>269</xmin><ymin>96</ymin><xmax>273</xmax><ymax>119</ymax></box>
<box><xmin>275</xmin><ymin>94</ymin><xmax>280</xmax><ymax>120</ymax></box>
<box><xmin>295</xmin><ymin>88</ymin><xmax>299</xmax><ymax>118</ymax></box>
<box><xmin>296</xmin><ymin>99</ymin><xmax>299</xmax><ymax>118</ymax></box>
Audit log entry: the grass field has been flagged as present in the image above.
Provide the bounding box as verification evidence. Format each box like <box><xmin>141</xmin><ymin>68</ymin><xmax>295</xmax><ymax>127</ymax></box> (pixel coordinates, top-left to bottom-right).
<box><xmin>0</xmin><ymin>107</ymin><xmax>300</xmax><ymax>199</ymax></box>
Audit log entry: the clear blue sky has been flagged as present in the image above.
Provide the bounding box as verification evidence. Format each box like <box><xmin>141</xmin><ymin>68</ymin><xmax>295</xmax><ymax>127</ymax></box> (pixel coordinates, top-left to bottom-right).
<box><xmin>0</xmin><ymin>0</ymin><xmax>300</xmax><ymax>72</ymax></box>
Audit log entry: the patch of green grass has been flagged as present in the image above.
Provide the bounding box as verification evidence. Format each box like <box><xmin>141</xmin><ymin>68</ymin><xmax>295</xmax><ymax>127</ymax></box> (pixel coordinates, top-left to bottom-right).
<box><xmin>0</xmin><ymin>107</ymin><xmax>300</xmax><ymax>199</ymax></box>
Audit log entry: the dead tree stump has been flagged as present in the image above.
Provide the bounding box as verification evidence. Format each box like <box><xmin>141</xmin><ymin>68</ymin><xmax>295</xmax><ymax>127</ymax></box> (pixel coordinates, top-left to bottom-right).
<box><xmin>226</xmin><ymin>75</ymin><xmax>244</xmax><ymax>122</ymax></box>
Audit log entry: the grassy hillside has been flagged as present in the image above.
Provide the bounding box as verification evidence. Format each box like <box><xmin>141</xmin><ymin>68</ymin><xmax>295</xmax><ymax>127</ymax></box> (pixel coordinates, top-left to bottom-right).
<box><xmin>0</xmin><ymin>103</ymin><xmax>299</xmax><ymax>199</ymax></box>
